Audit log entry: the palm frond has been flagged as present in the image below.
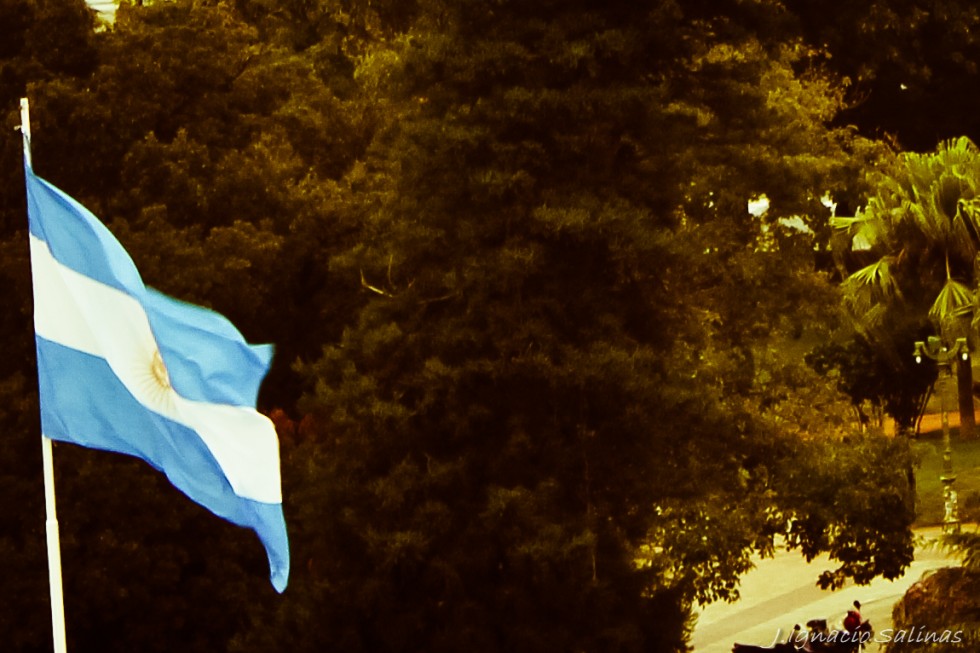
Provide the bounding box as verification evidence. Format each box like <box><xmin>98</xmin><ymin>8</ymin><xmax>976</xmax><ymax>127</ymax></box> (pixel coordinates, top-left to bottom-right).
<box><xmin>952</xmin><ymin>199</ymin><xmax>980</xmax><ymax>254</ymax></box>
<box><xmin>929</xmin><ymin>277</ymin><xmax>975</xmax><ymax>323</ymax></box>
<box><xmin>828</xmin><ymin>215</ymin><xmax>872</xmax><ymax>230</ymax></box>
<box><xmin>845</xmin><ymin>258</ymin><xmax>898</xmax><ymax>288</ymax></box>
<box><xmin>830</xmin><ymin>212</ymin><xmax>882</xmax><ymax>252</ymax></box>
<box><xmin>942</xmin><ymin>531</ymin><xmax>980</xmax><ymax>571</ymax></box>
<box><xmin>935</xmin><ymin>172</ymin><xmax>967</xmax><ymax>221</ymax></box>
<box><xmin>840</xmin><ymin>136</ymin><xmax>980</xmax><ymax>341</ymax></box>
<box><xmin>841</xmin><ymin>258</ymin><xmax>902</xmax><ymax>317</ymax></box>
<box><xmin>906</xmin><ymin>198</ymin><xmax>949</xmax><ymax>243</ymax></box>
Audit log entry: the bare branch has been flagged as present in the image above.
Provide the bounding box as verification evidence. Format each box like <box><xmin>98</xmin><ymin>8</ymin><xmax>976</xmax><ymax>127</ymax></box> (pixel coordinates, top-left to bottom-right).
<box><xmin>360</xmin><ymin>270</ymin><xmax>394</xmax><ymax>297</ymax></box>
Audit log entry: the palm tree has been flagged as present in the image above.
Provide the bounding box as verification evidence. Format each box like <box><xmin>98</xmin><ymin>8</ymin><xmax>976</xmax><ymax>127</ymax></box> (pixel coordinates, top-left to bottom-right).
<box><xmin>832</xmin><ymin>136</ymin><xmax>980</xmax><ymax>438</ymax></box>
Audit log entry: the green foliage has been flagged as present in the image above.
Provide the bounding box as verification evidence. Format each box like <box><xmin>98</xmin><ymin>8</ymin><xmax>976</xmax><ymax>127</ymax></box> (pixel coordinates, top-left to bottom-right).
<box><xmin>888</xmin><ymin>562</ymin><xmax>980</xmax><ymax>651</ymax></box>
<box><xmin>883</xmin><ymin>530</ymin><xmax>980</xmax><ymax>650</ymax></box>
<box><xmin>784</xmin><ymin>0</ymin><xmax>980</xmax><ymax>150</ymax></box>
<box><xmin>247</xmin><ymin>2</ymin><xmax>914</xmax><ymax>651</ymax></box>
<box><xmin>0</xmin><ymin>1</ymin><xmax>932</xmax><ymax>652</ymax></box>
<box><xmin>806</xmin><ymin>331</ymin><xmax>936</xmax><ymax>431</ymax></box>
<box><xmin>0</xmin><ymin>373</ymin><xmax>48</xmax><ymax>651</ymax></box>
<box><xmin>912</xmin><ymin>438</ymin><xmax>980</xmax><ymax>525</ymax></box>
<box><xmin>776</xmin><ymin>432</ymin><xmax>916</xmax><ymax>588</ymax></box>
<box><xmin>735</xmin><ymin>347</ymin><xmax>917</xmax><ymax>586</ymax></box>
<box><xmin>960</xmin><ymin>491</ymin><xmax>980</xmax><ymax>523</ymax></box>
<box><xmin>830</xmin><ymin>138</ymin><xmax>980</xmax><ymax>434</ymax></box>
<box><xmin>833</xmin><ymin>138</ymin><xmax>980</xmax><ymax>336</ymax></box>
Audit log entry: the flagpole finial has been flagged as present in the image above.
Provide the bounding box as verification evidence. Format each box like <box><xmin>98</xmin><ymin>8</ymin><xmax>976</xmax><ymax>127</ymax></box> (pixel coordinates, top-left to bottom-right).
<box><xmin>19</xmin><ymin>97</ymin><xmax>32</xmax><ymax>169</ymax></box>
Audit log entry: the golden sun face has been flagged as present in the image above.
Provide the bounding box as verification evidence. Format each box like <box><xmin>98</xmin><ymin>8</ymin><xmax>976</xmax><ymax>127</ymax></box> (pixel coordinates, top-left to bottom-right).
<box><xmin>134</xmin><ymin>346</ymin><xmax>177</xmax><ymax>413</ymax></box>
<box><xmin>151</xmin><ymin>349</ymin><xmax>171</xmax><ymax>389</ymax></box>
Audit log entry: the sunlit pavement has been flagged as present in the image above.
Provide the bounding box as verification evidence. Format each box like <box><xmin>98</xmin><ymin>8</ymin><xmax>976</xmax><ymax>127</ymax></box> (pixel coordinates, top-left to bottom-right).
<box><xmin>691</xmin><ymin>527</ymin><xmax>962</xmax><ymax>652</ymax></box>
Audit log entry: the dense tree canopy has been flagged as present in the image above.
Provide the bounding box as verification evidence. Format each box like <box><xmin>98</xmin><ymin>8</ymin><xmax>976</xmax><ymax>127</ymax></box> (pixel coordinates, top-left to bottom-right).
<box><xmin>784</xmin><ymin>0</ymin><xmax>980</xmax><ymax>151</ymax></box>
<box><xmin>0</xmin><ymin>0</ymin><xmax>957</xmax><ymax>651</ymax></box>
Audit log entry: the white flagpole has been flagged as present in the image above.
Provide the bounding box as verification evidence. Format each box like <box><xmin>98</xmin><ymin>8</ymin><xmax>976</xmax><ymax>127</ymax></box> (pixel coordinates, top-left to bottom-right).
<box><xmin>21</xmin><ymin>97</ymin><xmax>70</xmax><ymax>653</ymax></box>
<box><xmin>20</xmin><ymin>97</ymin><xmax>32</xmax><ymax>169</ymax></box>
<box><xmin>42</xmin><ymin>436</ymin><xmax>68</xmax><ymax>653</ymax></box>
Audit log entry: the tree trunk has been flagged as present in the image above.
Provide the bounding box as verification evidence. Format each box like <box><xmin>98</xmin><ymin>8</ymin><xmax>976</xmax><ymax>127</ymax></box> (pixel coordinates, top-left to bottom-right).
<box><xmin>956</xmin><ymin>357</ymin><xmax>975</xmax><ymax>439</ymax></box>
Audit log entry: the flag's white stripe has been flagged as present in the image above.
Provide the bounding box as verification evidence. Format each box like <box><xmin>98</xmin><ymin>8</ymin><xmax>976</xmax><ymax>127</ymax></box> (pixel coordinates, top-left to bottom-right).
<box><xmin>30</xmin><ymin>234</ymin><xmax>281</xmax><ymax>504</ymax></box>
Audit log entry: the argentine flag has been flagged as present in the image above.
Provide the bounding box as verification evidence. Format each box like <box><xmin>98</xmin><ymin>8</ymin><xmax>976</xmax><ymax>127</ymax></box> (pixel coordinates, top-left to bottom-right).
<box><xmin>26</xmin><ymin>166</ymin><xmax>289</xmax><ymax>593</ymax></box>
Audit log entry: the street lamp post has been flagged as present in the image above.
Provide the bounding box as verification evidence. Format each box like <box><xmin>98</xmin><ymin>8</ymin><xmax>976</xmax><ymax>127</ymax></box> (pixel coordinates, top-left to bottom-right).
<box><xmin>914</xmin><ymin>336</ymin><xmax>968</xmax><ymax>534</ymax></box>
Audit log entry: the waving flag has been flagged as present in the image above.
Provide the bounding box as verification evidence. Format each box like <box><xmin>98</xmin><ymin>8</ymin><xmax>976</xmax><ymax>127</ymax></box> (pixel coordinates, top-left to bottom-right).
<box><xmin>26</xmin><ymin>167</ymin><xmax>289</xmax><ymax>593</ymax></box>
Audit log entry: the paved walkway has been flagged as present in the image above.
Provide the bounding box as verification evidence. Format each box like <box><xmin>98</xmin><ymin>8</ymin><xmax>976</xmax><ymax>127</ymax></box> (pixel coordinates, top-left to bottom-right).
<box><xmin>691</xmin><ymin>527</ymin><xmax>962</xmax><ymax>652</ymax></box>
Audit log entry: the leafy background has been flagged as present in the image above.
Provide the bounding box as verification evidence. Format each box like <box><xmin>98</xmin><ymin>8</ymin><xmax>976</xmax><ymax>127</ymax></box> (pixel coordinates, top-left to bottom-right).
<box><xmin>5</xmin><ymin>1</ymin><xmax>980</xmax><ymax>651</ymax></box>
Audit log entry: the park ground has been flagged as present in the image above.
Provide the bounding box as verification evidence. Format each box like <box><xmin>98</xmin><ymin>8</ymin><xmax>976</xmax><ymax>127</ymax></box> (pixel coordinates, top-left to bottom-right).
<box><xmin>692</xmin><ymin>411</ymin><xmax>980</xmax><ymax>652</ymax></box>
<box><xmin>691</xmin><ymin>526</ymin><xmax>962</xmax><ymax>652</ymax></box>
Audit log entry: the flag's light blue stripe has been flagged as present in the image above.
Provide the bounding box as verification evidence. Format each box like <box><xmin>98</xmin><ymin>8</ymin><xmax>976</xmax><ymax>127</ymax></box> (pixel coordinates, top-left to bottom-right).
<box><xmin>27</xmin><ymin>170</ymin><xmax>270</xmax><ymax>409</ymax></box>
<box><xmin>144</xmin><ymin>289</ymin><xmax>273</xmax><ymax>407</ymax></box>
<box><xmin>37</xmin><ymin>336</ymin><xmax>289</xmax><ymax>592</ymax></box>
<box><xmin>27</xmin><ymin>173</ymin><xmax>143</xmax><ymax>296</ymax></box>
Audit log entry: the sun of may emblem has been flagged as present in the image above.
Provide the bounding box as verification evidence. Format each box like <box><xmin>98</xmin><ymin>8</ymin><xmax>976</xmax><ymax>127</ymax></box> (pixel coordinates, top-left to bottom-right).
<box><xmin>151</xmin><ymin>349</ymin><xmax>171</xmax><ymax>389</ymax></box>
